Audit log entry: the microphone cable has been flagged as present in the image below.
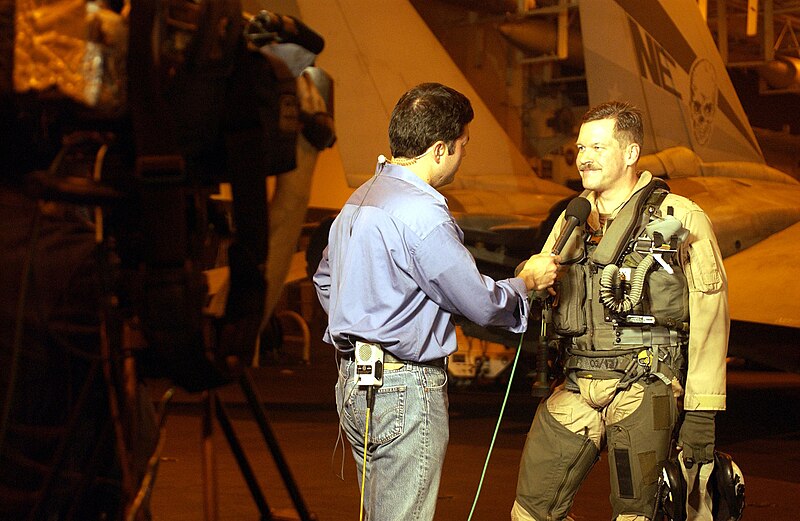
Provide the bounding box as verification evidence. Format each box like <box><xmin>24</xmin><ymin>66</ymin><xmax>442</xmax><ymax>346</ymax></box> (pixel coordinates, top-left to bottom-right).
<box><xmin>466</xmin><ymin>301</ymin><xmax>532</xmax><ymax>521</ymax></box>
<box><xmin>359</xmin><ymin>386</ymin><xmax>376</xmax><ymax>521</ymax></box>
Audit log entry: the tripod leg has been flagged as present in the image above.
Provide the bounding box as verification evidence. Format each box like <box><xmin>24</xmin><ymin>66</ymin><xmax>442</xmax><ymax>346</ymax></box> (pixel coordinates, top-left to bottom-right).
<box><xmin>214</xmin><ymin>395</ymin><xmax>273</xmax><ymax>520</ymax></box>
<box><xmin>239</xmin><ymin>369</ymin><xmax>315</xmax><ymax>521</ymax></box>
<box><xmin>64</xmin><ymin>419</ymin><xmax>116</xmax><ymax>521</ymax></box>
<box><xmin>26</xmin><ymin>360</ymin><xmax>103</xmax><ymax>521</ymax></box>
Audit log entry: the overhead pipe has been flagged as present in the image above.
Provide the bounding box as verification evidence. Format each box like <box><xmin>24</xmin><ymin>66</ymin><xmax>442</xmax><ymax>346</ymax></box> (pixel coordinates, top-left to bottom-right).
<box><xmin>758</xmin><ymin>54</ymin><xmax>800</xmax><ymax>88</ymax></box>
<box><xmin>497</xmin><ymin>17</ymin><xmax>584</xmax><ymax>67</ymax></box>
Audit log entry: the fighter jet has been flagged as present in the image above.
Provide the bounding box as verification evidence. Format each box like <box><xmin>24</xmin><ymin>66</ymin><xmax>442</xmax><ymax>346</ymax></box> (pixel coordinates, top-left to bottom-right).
<box><xmin>258</xmin><ymin>0</ymin><xmax>800</xmax><ymax>373</ymax></box>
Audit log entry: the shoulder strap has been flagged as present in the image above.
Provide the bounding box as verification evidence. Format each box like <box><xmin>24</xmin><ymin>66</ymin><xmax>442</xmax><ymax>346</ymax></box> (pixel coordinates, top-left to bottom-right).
<box><xmin>590</xmin><ymin>177</ymin><xmax>670</xmax><ymax>267</ymax></box>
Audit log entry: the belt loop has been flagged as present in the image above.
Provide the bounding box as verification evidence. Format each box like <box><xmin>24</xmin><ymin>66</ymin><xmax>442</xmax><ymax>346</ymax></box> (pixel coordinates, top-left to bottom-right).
<box><xmin>642</xmin><ymin>328</ymin><xmax>652</xmax><ymax>346</ymax></box>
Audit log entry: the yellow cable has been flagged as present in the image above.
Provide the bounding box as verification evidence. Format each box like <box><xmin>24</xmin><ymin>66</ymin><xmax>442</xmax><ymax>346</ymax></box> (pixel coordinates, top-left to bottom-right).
<box><xmin>359</xmin><ymin>406</ymin><xmax>371</xmax><ymax>521</ymax></box>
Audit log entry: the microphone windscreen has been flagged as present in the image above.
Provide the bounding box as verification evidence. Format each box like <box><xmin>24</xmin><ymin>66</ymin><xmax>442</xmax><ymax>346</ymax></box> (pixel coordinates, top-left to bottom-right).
<box><xmin>550</xmin><ymin>196</ymin><xmax>591</xmax><ymax>256</ymax></box>
<box><xmin>565</xmin><ymin>196</ymin><xmax>592</xmax><ymax>225</ymax></box>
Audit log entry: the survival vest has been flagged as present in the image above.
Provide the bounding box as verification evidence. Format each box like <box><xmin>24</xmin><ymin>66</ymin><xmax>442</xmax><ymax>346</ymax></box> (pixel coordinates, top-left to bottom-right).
<box><xmin>552</xmin><ymin>176</ymin><xmax>690</xmax><ymax>385</ymax></box>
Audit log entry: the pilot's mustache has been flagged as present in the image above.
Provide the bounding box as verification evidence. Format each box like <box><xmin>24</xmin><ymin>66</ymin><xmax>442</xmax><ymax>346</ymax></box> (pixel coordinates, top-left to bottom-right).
<box><xmin>579</xmin><ymin>161</ymin><xmax>598</xmax><ymax>171</ymax></box>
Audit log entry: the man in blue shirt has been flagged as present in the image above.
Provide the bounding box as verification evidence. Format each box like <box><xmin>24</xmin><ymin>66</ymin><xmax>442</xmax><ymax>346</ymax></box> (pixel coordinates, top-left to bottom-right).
<box><xmin>313</xmin><ymin>82</ymin><xmax>560</xmax><ymax>521</ymax></box>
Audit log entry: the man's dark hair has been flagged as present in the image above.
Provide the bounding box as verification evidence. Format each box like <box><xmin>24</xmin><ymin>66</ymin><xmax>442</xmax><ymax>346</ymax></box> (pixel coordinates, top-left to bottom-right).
<box><xmin>581</xmin><ymin>101</ymin><xmax>644</xmax><ymax>148</ymax></box>
<box><xmin>388</xmin><ymin>82</ymin><xmax>474</xmax><ymax>158</ymax></box>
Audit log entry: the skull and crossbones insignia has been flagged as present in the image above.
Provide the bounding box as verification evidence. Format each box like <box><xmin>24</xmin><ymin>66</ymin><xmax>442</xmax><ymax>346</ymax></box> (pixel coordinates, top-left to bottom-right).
<box><xmin>689</xmin><ymin>59</ymin><xmax>718</xmax><ymax>145</ymax></box>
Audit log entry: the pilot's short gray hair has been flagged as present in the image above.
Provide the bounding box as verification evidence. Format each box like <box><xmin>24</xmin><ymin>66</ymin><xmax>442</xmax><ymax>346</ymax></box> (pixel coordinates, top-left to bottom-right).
<box><xmin>581</xmin><ymin>101</ymin><xmax>644</xmax><ymax>148</ymax></box>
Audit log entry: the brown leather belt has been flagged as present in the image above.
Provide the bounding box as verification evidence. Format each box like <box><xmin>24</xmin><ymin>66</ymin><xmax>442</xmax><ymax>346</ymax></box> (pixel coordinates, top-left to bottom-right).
<box><xmin>337</xmin><ymin>349</ymin><xmax>446</xmax><ymax>370</ymax></box>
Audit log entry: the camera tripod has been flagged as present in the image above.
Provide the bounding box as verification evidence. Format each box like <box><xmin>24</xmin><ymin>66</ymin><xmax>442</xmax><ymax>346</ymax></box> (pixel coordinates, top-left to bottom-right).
<box><xmin>197</xmin><ymin>365</ymin><xmax>317</xmax><ymax>521</ymax></box>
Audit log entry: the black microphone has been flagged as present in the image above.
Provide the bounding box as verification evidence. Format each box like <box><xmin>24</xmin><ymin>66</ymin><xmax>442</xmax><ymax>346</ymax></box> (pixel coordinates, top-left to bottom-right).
<box><xmin>551</xmin><ymin>197</ymin><xmax>591</xmax><ymax>255</ymax></box>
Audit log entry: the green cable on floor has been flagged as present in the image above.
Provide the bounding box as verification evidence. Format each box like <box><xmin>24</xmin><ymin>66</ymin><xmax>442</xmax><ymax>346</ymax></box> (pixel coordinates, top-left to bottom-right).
<box><xmin>466</xmin><ymin>330</ymin><xmax>526</xmax><ymax>521</ymax></box>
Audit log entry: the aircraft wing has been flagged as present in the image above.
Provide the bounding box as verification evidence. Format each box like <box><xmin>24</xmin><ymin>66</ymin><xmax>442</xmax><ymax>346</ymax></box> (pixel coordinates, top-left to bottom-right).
<box><xmin>724</xmin><ymin>222</ymin><xmax>800</xmax><ymax>372</ymax></box>
<box><xmin>725</xmin><ymin>222</ymin><xmax>800</xmax><ymax>328</ymax></box>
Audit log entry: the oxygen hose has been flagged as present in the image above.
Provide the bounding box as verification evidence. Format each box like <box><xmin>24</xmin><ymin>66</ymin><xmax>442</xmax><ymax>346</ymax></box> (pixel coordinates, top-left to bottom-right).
<box><xmin>598</xmin><ymin>254</ymin><xmax>656</xmax><ymax>313</ymax></box>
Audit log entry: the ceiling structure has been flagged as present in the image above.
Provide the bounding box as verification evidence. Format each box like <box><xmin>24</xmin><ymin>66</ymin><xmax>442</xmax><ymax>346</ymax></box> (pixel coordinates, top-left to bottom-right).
<box><xmin>705</xmin><ymin>0</ymin><xmax>800</xmax><ymax>94</ymax></box>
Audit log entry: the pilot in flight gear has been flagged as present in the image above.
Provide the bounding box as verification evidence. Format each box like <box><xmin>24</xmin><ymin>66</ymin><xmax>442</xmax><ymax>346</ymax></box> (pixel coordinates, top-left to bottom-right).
<box><xmin>512</xmin><ymin>101</ymin><xmax>729</xmax><ymax>521</ymax></box>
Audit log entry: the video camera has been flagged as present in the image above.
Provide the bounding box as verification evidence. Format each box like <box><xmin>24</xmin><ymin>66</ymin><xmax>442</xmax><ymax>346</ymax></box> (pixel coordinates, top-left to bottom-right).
<box><xmin>4</xmin><ymin>0</ymin><xmax>332</xmax><ymax>392</ymax></box>
<box><xmin>1</xmin><ymin>3</ymin><xmax>335</xmax><ymax>518</ymax></box>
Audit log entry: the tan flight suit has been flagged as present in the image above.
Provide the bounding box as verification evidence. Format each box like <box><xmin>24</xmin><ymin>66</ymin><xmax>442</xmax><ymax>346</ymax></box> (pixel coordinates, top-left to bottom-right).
<box><xmin>513</xmin><ymin>171</ymin><xmax>729</xmax><ymax>521</ymax></box>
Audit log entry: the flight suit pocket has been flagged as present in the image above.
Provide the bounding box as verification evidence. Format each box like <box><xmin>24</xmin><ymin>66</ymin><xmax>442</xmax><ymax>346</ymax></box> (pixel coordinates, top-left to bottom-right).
<box><xmin>687</xmin><ymin>238</ymin><xmax>722</xmax><ymax>292</ymax></box>
<box><xmin>645</xmin><ymin>268</ymin><xmax>689</xmax><ymax>320</ymax></box>
<box><xmin>552</xmin><ymin>265</ymin><xmax>587</xmax><ymax>336</ymax></box>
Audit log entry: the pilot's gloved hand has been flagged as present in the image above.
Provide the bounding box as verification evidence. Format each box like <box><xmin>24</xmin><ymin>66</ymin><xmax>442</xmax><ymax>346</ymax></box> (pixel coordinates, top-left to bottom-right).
<box><xmin>678</xmin><ymin>410</ymin><xmax>716</xmax><ymax>467</ymax></box>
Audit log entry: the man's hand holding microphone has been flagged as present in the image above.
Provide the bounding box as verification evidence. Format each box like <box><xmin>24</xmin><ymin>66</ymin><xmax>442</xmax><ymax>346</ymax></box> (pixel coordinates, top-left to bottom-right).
<box><xmin>518</xmin><ymin>253</ymin><xmax>561</xmax><ymax>292</ymax></box>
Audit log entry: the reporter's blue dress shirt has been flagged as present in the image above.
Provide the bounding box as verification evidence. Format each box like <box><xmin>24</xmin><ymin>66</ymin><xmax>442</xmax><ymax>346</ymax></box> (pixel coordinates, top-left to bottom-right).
<box><xmin>313</xmin><ymin>160</ymin><xmax>530</xmax><ymax>362</ymax></box>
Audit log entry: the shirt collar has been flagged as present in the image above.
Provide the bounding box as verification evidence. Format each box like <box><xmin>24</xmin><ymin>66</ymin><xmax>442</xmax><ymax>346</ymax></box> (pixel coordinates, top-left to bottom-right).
<box><xmin>630</xmin><ymin>170</ymin><xmax>653</xmax><ymax>195</ymax></box>
<box><xmin>380</xmin><ymin>162</ymin><xmax>448</xmax><ymax>206</ymax></box>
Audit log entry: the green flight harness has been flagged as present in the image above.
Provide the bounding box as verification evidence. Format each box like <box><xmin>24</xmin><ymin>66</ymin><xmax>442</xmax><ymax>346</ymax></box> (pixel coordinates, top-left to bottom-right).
<box><xmin>555</xmin><ymin>177</ymin><xmax>690</xmax><ymax>392</ymax></box>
